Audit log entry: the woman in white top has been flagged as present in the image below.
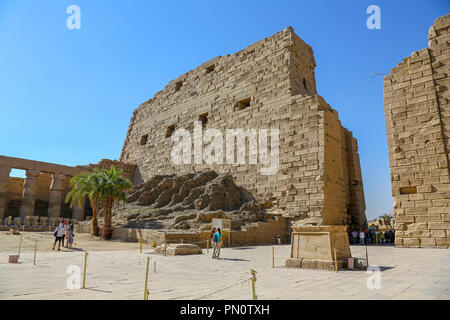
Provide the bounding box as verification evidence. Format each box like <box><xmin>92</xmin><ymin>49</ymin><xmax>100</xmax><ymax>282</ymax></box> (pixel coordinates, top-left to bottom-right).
<box><xmin>53</xmin><ymin>223</ymin><xmax>66</xmax><ymax>251</ymax></box>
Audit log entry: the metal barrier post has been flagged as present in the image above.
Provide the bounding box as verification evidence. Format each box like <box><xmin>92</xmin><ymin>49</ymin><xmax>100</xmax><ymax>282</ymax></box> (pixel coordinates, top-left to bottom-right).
<box><xmin>18</xmin><ymin>235</ymin><xmax>23</xmax><ymax>256</ymax></box>
<box><xmin>251</xmin><ymin>269</ymin><xmax>257</xmax><ymax>300</ymax></box>
<box><xmin>33</xmin><ymin>240</ymin><xmax>38</xmax><ymax>265</ymax></box>
<box><xmin>144</xmin><ymin>257</ymin><xmax>150</xmax><ymax>300</ymax></box>
<box><xmin>82</xmin><ymin>251</ymin><xmax>88</xmax><ymax>289</ymax></box>
<box><xmin>334</xmin><ymin>248</ymin><xmax>338</xmax><ymax>273</ymax></box>
<box><xmin>365</xmin><ymin>245</ymin><xmax>369</xmax><ymax>266</ymax></box>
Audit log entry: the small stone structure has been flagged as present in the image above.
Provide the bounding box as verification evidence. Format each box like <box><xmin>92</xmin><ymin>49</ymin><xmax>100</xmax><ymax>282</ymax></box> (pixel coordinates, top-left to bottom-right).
<box><xmin>76</xmin><ymin>214</ymin><xmax>287</xmax><ymax>248</ymax></box>
<box><xmin>286</xmin><ymin>225</ymin><xmax>351</xmax><ymax>271</ymax></box>
<box><xmin>155</xmin><ymin>243</ymin><xmax>203</xmax><ymax>256</ymax></box>
<box><xmin>383</xmin><ymin>14</ymin><xmax>450</xmax><ymax>248</ymax></box>
<box><xmin>8</xmin><ymin>255</ymin><xmax>19</xmax><ymax>264</ymax></box>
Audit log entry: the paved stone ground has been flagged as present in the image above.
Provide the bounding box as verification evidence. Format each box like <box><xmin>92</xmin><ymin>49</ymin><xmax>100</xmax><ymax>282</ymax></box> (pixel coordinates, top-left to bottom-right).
<box><xmin>0</xmin><ymin>232</ymin><xmax>449</xmax><ymax>300</ymax></box>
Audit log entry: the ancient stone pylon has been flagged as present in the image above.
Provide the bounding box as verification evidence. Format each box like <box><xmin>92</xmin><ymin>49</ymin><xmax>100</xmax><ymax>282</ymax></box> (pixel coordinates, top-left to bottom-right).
<box><xmin>383</xmin><ymin>14</ymin><xmax>450</xmax><ymax>248</ymax></box>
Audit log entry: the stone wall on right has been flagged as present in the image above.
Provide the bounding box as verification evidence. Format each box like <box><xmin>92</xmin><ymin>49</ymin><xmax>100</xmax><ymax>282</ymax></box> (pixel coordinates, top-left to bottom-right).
<box><xmin>383</xmin><ymin>14</ymin><xmax>450</xmax><ymax>248</ymax></box>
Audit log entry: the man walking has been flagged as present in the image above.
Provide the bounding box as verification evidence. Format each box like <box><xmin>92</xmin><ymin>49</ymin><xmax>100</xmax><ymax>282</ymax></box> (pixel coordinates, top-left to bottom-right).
<box><xmin>359</xmin><ymin>230</ymin><xmax>365</xmax><ymax>245</ymax></box>
<box><xmin>351</xmin><ymin>230</ymin><xmax>358</xmax><ymax>245</ymax></box>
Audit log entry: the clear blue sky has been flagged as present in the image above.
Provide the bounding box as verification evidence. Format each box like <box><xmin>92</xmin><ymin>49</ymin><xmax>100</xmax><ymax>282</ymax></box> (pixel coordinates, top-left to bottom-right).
<box><xmin>0</xmin><ymin>0</ymin><xmax>448</xmax><ymax>220</ymax></box>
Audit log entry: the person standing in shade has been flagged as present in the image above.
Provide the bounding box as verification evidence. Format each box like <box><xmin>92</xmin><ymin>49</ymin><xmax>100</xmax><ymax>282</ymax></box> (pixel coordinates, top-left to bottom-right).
<box><xmin>211</xmin><ymin>227</ymin><xmax>217</xmax><ymax>259</ymax></box>
<box><xmin>215</xmin><ymin>228</ymin><xmax>223</xmax><ymax>259</ymax></box>
<box><xmin>380</xmin><ymin>232</ymin><xmax>386</xmax><ymax>244</ymax></box>
<box><xmin>61</xmin><ymin>222</ymin><xmax>68</xmax><ymax>248</ymax></box>
<box><xmin>66</xmin><ymin>223</ymin><xmax>74</xmax><ymax>249</ymax></box>
<box><xmin>52</xmin><ymin>223</ymin><xmax>65</xmax><ymax>251</ymax></box>
<box><xmin>351</xmin><ymin>230</ymin><xmax>358</xmax><ymax>245</ymax></box>
<box><xmin>375</xmin><ymin>230</ymin><xmax>380</xmax><ymax>245</ymax></box>
<box><xmin>359</xmin><ymin>230</ymin><xmax>365</xmax><ymax>245</ymax></box>
<box><xmin>365</xmin><ymin>229</ymin><xmax>371</xmax><ymax>245</ymax></box>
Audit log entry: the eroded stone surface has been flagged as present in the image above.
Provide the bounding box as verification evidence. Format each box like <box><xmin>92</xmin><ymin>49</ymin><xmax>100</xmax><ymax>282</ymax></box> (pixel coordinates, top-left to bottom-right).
<box><xmin>383</xmin><ymin>14</ymin><xmax>450</xmax><ymax>248</ymax></box>
<box><xmin>119</xmin><ymin>27</ymin><xmax>367</xmax><ymax>231</ymax></box>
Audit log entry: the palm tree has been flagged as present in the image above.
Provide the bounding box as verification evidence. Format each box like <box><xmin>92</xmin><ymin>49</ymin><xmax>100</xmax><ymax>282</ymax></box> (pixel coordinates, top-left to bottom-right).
<box><xmin>65</xmin><ymin>169</ymin><xmax>102</xmax><ymax>236</ymax></box>
<box><xmin>97</xmin><ymin>166</ymin><xmax>132</xmax><ymax>240</ymax></box>
<box><xmin>380</xmin><ymin>213</ymin><xmax>394</xmax><ymax>230</ymax></box>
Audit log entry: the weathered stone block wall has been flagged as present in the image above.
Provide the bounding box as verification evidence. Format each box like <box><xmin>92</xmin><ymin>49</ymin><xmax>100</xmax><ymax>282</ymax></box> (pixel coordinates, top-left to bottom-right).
<box><xmin>1</xmin><ymin>156</ymin><xmax>136</xmax><ymax>221</ymax></box>
<box><xmin>120</xmin><ymin>28</ymin><xmax>366</xmax><ymax>228</ymax></box>
<box><xmin>383</xmin><ymin>14</ymin><xmax>450</xmax><ymax>247</ymax></box>
<box><xmin>78</xmin><ymin>159</ymin><xmax>136</xmax><ymax>182</ymax></box>
<box><xmin>81</xmin><ymin>216</ymin><xmax>288</xmax><ymax>247</ymax></box>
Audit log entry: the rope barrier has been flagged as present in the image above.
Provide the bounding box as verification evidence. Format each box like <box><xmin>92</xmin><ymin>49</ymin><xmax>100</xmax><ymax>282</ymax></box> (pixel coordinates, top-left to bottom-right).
<box><xmin>141</xmin><ymin>255</ymin><xmax>249</xmax><ymax>278</ymax></box>
<box><xmin>193</xmin><ymin>276</ymin><xmax>253</xmax><ymax>300</ymax></box>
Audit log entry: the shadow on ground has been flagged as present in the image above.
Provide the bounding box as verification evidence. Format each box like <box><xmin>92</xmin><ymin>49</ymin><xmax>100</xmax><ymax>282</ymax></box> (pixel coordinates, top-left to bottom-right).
<box><xmin>217</xmin><ymin>258</ymin><xmax>250</xmax><ymax>262</ymax></box>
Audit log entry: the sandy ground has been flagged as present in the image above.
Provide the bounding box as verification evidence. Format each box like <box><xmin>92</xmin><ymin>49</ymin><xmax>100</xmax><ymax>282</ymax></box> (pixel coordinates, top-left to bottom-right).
<box><xmin>1</xmin><ymin>231</ymin><xmax>449</xmax><ymax>300</ymax></box>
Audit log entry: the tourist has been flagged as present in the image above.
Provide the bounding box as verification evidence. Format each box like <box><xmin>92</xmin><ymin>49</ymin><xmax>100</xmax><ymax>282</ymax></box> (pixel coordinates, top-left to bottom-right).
<box><xmin>211</xmin><ymin>227</ymin><xmax>217</xmax><ymax>259</ymax></box>
<box><xmin>62</xmin><ymin>222</ymin><xmax>68</xmax><ymax>247</ymax></box>
<box><xmin>215</xmin><ymin>228</ymin><xmax>223</xmax><ymax>259</ymax></box>
<box><xmin>386</xmin><ymin>230</ymin><xmax>394</xmax><ymax>244</ymax></box>
<box><xmin>375</xmin><ymin>230</ymin><xmax>380</xmax><ymax>245</ymax></box>
<box><xmin>380</xmin><ymin>232</ymin><xmax>385</xmax><ymax>244</ymax></box>
<box><xmin>359</xmin><ymin>230</ymin><xmax>365</xmax><ymax>245</ymax></box>
<box><xmin>369</xmin><ymin>229</ymin><xmax>376</xmax><ymax>245</ymax></box>
<box><xmin>52</xmin><ymin>223</ymin><xmax>65</xmax><ymax>251</ymax></box>
<box><xmin>351</xmin><ymin>230</ymin><xmax>358</xmax><ymax>245</ymax></box>
<box><xmin>365</xmin><ymin>229</ymin><xmax>371</xmax><ymax>245</ymax></box>
<box><xmin>66</xmin><ymin>223</ymin><xmax>74</xmax><ymax>249</ymax></box>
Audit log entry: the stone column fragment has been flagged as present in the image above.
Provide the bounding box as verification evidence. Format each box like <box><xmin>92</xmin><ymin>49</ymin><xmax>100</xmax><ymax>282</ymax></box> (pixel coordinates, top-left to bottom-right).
<box><xmin>19</xmin><ymin>170</ymin><xmax>40</xmax><ymax>219</ymax></box>
<box><xmin>72</xmin><ymin>197</ymin><xmax>85</xmax><ymax>221</ymax></box>
<box><xmin>0</xmin><ymin>166</ymin><xmax>11</xmax><ymax>221</ymax></box>
<box><xmin>48</xmin><ymin>173</ymin><xmax>66</xmax><ymax>218</ymax></box>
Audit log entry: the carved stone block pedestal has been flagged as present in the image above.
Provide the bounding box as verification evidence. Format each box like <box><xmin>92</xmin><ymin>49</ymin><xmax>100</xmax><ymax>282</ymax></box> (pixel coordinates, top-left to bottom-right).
<box><xmin>285</xmin><ymin>225</ymin><xmax>351</xmax><ymax>271</ymax></box>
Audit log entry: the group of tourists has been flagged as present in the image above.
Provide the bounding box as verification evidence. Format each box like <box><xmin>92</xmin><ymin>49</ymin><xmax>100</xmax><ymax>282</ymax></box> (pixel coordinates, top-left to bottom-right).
<box><xmin>52</xmin><ymin>222</ymin><xmax>75</xmax><ymax>251</ymax></box>
<box><xmin>210</xmin><ymin>227</ymin><xmax>223</xmax><ymax>259</ymax></box>
<box><xmin>349</xmin><ymin>228</ymin><xmax>395</xmax><ymax>245</ymax></box>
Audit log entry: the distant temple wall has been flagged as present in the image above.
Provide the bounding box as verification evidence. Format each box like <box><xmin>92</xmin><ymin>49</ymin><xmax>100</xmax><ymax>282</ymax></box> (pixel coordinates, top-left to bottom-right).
<box><xmin>0</xmin><ymin>155</ymin><xmax>136</xmax><ymax>222</ymax></box>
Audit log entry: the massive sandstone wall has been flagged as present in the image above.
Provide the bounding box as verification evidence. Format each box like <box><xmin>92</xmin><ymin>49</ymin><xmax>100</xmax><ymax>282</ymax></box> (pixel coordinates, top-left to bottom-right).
<box><xmin>383</xmin><ymin>14</ymin><xmax>450</xmax><ymax>247</ymax></box>
<box><xmin>120</xmin><ymin>27</ymin><xmax>367</xmax><ymax>229</ymax></box>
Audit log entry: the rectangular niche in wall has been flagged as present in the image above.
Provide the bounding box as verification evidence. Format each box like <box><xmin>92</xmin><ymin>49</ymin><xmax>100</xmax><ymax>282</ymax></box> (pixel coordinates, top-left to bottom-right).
<box><xmin>140</xmin><ymin>134</ymin><xmax>148</xmax><ymax>146</ymax></box>
<box><xmin>166</xmin><ymin>125</ymin><xmax>175</xmax><ymax>138</ymax></box>
<box><xmin>234</xmin><ymin>97</ymin><xmax>251</xmax><ymax>111</ymax></box>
